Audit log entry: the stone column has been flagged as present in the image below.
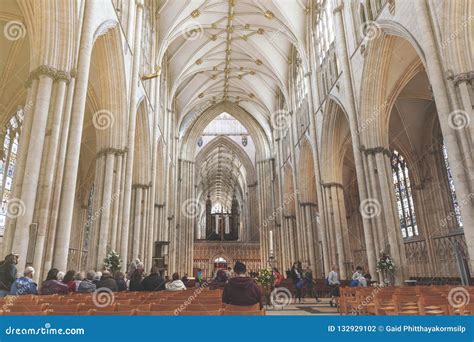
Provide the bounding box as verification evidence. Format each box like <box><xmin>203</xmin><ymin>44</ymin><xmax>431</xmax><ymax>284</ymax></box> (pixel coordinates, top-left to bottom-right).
<box><xmin>12</xmin><ymin>68</ymin><xmax>55</xmax><ymax>271</ymax></box>
<box><xmin>96</xmin><ymin>151</ymin><xmax>115</xmax><ymax>269</ymax></box>
<box><xmin>333</xmin><ymin>2</ymin><xmax>377</xmax><ymax>277</ymax></box>
<box><xmin>32</xmin><ymin>74</ymin><xmax>69</xmax><ymax>281</ymax></box>
<box><xmin>415</xmin><ymin>0</ymin><xmax>474</xmax><ymax>270</ymax></box>
<box><xmin>133</xmin><ymin>186</ymin><xmax>143</xmax><ymax>260</ymax></box>
<box><xmin>109</xmin><ymin>152</ymin><xmax>123</xmax><ymax>251</ymax></box>
<box><xmin>120</xmin><ymin>0</ymin><xmax>145</xmax><ymax>263</ymax></box>
<box><xmin>53</xmin><ymin>0</ymin><xmax>95</xmax><ymax>271</ymax></box>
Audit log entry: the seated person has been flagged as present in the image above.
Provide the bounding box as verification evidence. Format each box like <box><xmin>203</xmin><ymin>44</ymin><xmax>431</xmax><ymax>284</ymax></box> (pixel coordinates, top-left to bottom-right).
<box><xmin>10</xmin><ymin>266</ymin><xmax>37</xmax><ymax>295</ymax></box>
<box><xmin>222</xmin><ymin>261</ymin><xmax>263</xmax><ymax>309</ymax></box>
<box><xmin>77</xmin><ymin>271</ymin><xmax>97</xmax><ymax>293</ymax></box>
<box><xmin>142</xmin><ymin>266</ymin><xmax>165</xmax><ymax>291</ymax></box>
<box><xmin>41</xmin><ymin>268</ymin><xmax>69</xmax><ymax>295</ymax></box>
<box><xmin>165</xmin><ymin>272</ymin><xmax>187</xmax><ymax>291</ymax></box>
<box><xmin>97</xmin><ymin>270</ymin><xmax>118</xmax><ymax>292</ymax></box>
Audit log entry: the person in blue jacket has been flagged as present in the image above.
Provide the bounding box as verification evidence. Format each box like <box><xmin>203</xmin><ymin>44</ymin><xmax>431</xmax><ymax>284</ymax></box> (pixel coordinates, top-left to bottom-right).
<box><xmin>10</xmin><ymin>266</ymin><xmax>38</xmax><ymax>295</ymax></box>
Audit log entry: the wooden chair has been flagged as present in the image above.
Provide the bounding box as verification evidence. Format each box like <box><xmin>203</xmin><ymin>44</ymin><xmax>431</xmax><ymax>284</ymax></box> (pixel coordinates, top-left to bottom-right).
<box><xmin>418</xmin><ymin>296</ymin><xmax>450</xmax><ymax>315</ymax></box>
<box><xmin>115</xmin><ymin>304</ymin><xmax>151</xmax><ymax>312</ymax></box>
<box><xmin>88</xmin><ymin>309</ymin><xmax>135</xmax><ymax>316</ymax></box>
<box><xmin>150</xmin><ymin>304</ymin><xmax>179</xmax><ymax>312</ymax></box>
<box><xmin>223</xmin><ymin>303</ymin><xmax>260</xmax><ymax>311</ymax></box>
<box><xmin>135</xmin><ymin>310</ymin><xmax>176</xmax><ymax>315</ymax></box>
<box><xmin>3</xmin><ymin>310</ymin><xmax>50</xmax><ymax>316</ymax></box>
<box><xmin>47</xmin><ymin>304</ymin><xmax>81</xmax><ymax>314</ymax></box>
<box><xmin>181</xmin><ymin>309</ymin><xmax>222</xmax><ymax>315</ymax></box>
<box><xmin>78</xmin><ymin>305</ymin><xmax>115</xmax><ymax>313</ymax></box>
<box><xmin>184</xmin><ymin>304</ymin><xmax>223</xmax><ymax>311</ymax></box>
<box><xmin>222</xmin><ymin>309</ymin><xmax>264</xmax><ymax>316</ymax></box>
<box><xmin>1</xmin><ymin>304</ymin><xmax>49</xmax><ymax>313</ymax></box>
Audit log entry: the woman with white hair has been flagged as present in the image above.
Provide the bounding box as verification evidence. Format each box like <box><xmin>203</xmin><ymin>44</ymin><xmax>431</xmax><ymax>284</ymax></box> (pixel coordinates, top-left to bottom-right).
<box><xmin>10</xmin><ymin>266</ymin><xmax>38</xmax><ymax>295</ymax></box>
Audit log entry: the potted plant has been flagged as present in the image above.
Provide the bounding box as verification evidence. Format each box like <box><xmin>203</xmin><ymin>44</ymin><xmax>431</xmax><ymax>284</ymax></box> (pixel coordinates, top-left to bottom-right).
<box><xmin>376</xmin><ymin>252</ymin><xmax>395</xmax><ymax>286</ymax></box>
<box><xmin>103</xmin><ymin>250</ymin><xmax>122</xmax><ymax>274</ymax></box>
<box><xmin>256</xmin><ymin>268</ymin><xmax>274</xmax><ymax>305</ymax></box>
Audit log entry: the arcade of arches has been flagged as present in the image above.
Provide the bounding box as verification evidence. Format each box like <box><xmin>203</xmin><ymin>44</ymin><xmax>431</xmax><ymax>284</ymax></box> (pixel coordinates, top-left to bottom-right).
<box><xmin>0</xmin><ymin>0</ymin><xmax>472</xmax><ymax>285</ymax></box>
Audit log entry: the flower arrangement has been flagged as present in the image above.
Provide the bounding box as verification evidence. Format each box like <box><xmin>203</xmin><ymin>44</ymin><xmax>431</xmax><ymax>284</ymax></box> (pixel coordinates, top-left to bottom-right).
<box><xmin>103</xmin><ymin>250</ymin><xmax>122</xmax><ymax>274</ymax></box>
<box><xmin>376</xmin><ymin>252</ymin><xmax>395</xmax><ymax>273</ymax></box>
<box><xmin>256</xmin><ymin>268</ymin><xmax>274</xmax><ymax>286</ymax></box>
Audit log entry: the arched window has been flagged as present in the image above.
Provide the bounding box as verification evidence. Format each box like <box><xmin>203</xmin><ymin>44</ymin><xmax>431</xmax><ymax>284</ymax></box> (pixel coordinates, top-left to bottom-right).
<box><xmin>441</xmin><ymin>144</ymin><xmax>462</xmax><ymax>228</ymax></box>
<box><xmin>391</xmin><ymin>150</ymin><xmax>419</xmax><ymax>238</ymax></box>
<box><xmin>295</xmin><ymin>56</ymin><xmax>307</xmax><ymax>108</ymax></box>
<box><xmin>0</xmin><ymin>108</ymin><xmax>24</xmax><ymax>235</ymax></box>
<box><xmin>314</xmin><ymin>0</ymin><xmax>335</xmax><ymax>65</ymax></box>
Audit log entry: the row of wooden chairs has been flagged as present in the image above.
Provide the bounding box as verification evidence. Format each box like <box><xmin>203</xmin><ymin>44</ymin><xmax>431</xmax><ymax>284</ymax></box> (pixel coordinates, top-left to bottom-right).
<box><xmin>339</xmin><ymin>285</ymin><xmax>474</xmax><ymax>315</ymax></box>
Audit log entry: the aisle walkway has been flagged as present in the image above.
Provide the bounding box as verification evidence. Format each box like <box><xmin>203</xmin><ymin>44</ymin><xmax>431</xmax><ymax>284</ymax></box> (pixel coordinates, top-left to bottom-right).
<box><xmin>266</xmin><ymin>298</ymin><xmax>338</xmax><ymax>316</ymax></box>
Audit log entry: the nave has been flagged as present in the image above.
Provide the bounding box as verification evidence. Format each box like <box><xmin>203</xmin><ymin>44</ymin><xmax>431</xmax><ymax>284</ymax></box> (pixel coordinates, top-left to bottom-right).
<box><xmin>0</xmin><ymin>0</ymin><xmax>472</xmax><ymax>316</ymax></box>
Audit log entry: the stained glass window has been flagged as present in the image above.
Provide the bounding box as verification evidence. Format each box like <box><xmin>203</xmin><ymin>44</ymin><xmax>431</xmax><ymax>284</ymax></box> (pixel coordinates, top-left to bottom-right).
<box><xmin>0</xmin><ymin>108</ymin><xmax>24</xmax><ymax>236</ymax></box>
<box><xmin>441</xmin><ymin>144</ymin><xmax>463</xmax><ymax>228</ymax></box>
<box><xmin>391</xmin><ymin>150</ymin><xmax>419</xmax><ymax>238</ymax></box>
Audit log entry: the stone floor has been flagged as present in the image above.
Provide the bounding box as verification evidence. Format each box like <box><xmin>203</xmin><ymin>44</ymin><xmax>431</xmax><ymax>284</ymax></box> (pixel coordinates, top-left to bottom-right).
<box><xmin>265</xmin><ymin>298</ymin><xmax>339</xmax><ymax>316</ymax></box>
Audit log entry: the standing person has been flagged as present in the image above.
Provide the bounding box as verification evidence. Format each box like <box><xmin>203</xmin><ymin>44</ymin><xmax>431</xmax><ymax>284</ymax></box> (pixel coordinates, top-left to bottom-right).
<box><xmin>142</xmin><ymin>266</ymin><xmax>165</xmax><ymax>291</ymax></box>
<box><xmin>10</xmin><ymin>266</ymin><xmax>37</xmax><ymax>295</ymax></box>
<box><xmin>0</xmin><ymin>254</ymin><xmax>18</xmax><ymax>297</ymax></box>
<box><xmin>304</xmin><ymin>266</ymin><xmax>320</xmax><ymax>302</ymax></box>
<box><xmin>327</xmin><ymin>265</ymin><xmax>340</xmax><ymax>307</ymax></box>
<box><xmin>290</xmin><ymin>261</ymin><xmax>304</xmax><ymax>304</ymax></box>
<box><xmin>195</xmin><ymin>268</ymin><xmax>203</xmax><ymax>287</ymax></box>
<box><xmin>41</xmin><ymin>268</ymin><xmax>69</xmax><ymax>295</ymax></box>
<box><xmin>272</xmin><ymin>267</ymin><xmax>284</xmax><ymax>287</ymax></box>
<box><xmin>62</xmin><ymin>270</ymin><xmax>76</xmax><ymax>292</ymax></box>
<box><xmin>222</xmin><ymin>261</ymin><xmax>263</xmax><ymax>309</ymax></box>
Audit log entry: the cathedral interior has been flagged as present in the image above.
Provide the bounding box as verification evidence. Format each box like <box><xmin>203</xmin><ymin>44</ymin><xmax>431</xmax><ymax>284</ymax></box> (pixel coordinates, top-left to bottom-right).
<box><xmin>0</xmin><ymin>0</ymin><xmax>472</xmax><ymax>286</ymax></box>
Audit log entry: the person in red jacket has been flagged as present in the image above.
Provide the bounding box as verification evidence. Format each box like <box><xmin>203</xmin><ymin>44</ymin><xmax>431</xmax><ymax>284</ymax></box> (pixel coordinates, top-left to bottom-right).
<box><xmin>222</xmin><ymin>261</ymin><xmax>263</xmax><ymax>309</ymax></box>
